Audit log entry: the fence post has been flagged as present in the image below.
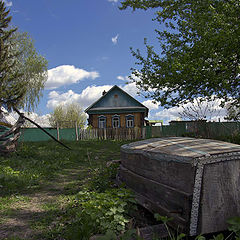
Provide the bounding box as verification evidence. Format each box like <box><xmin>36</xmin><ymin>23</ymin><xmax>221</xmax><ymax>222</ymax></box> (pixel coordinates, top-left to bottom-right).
<box><xmin>57</xmin><ymin>122</ymin><xmax>60</xmax><ymax>141</ymax></box>
<box><xmin>142</xmin><ymin>127</ymin><xmax>145</xmax><ymax>139</ymax></box>
<box><xmin>146</xmin><ymin>126</ymin><xmax>152</xmax><ymax>138</ymax></box>
<box><xmin>75</xmin><ymin>121</ymin><xmax>79</xmax><ymax>141</ymax></box>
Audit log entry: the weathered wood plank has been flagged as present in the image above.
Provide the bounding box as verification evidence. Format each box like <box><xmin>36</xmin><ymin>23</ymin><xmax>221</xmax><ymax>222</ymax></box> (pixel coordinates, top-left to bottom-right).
<box><xmin>118</xmin><ymin>166</ymin><xmax>192</xmax><ymax>228</ymax></box>
<box><xmin>0</xmin><ymin>117</ymin><xmax>24</xmax><ymax>140</ymax></box>
<box><xmin>135</xmin><ymin>224</ymin><xmax>168</xmax><ymax>240</ymax></box>
<box><xmin>121</xmin><ymin>137</ymin><xmax>240</xmax><ymax>159</ymax></box>
<box><xmin>199</xmin><ymin>160</ymin><xmax>240</xmax><ymax>234</ymax></box>
<box><xmin>121</xmin><ymin>151</ymin><xmax>195</xmax><ymax>193</ymax></box>
<box><xmin>119</xmin><ymin>137</ymin><xmax>240</xmax><ymax>235</ymax></box>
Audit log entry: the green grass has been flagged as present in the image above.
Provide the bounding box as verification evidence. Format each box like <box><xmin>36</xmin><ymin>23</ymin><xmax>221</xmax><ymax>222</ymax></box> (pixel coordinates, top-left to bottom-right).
<box><xmin>0</xmin><ymin>140</ymin><xmax>128</xmax><ymax>194</ymax></box>
<box><xmin>1</xmin><ymin>140</ymin><xmax>239</xmax><ymax>240</ymax></box>
<box><xmin>0</xmin><ymin>140</ymin><xmax>132</xmax><ymax>239</ymax></box>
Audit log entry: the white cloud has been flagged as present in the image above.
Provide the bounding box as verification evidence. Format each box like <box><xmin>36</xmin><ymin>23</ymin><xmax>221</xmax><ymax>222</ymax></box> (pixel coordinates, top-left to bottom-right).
<box><xmin>117</xmin><ymin>72</ymin><xmax>143</xmax><ymax>83</ymax></box>
<box><xmin>46</xmin><ymin>82</ymin><xmax>141</xmax><ymax>111</ymax></box>
<box><xmin>46</xmin><ymin>82</ymin><xmax>228</xmax><ymax>125</ymax></box>
<box><xmin>0</xmin><ymin>107</ymin><xmax>17</xmax><ymax>125</ymax></box>
<box><xmin>47</xmin><ymin>85</ymin><xmax>113</xmax><ymax>110</ymax></box>
<box><xmin>153</xmin><ymin>97</ymin><xmax>227</xmax><ymax>124</ymax></box>
<box><xmin>154</xmin><ymin>107</ymin><xmax>182</xmax><ymax>124</ymax></box>
<box><xmin>45</xmin><ymin>65</ymin><xmax>100</xmax><ymax>90</ymax></box>
<box><xmin>111</xmin><ymin>34</ymin><xmax>119</xmax><ymax>45</ymax></box>
<box><xmin>108</xmin><ymin>0</ymin><xmax>118</xmax><ymax>2</ymax></box>
<box><xmin>3</xmin><ymin>0</ymin><xmax>13</xmax><ymax>7</ymax></box>
<box><xmin>117</xmin><ymin>75</ymin><xmax>137</xmax><ymax>82</ymax></box>
<box><xmin>117</xmin><ymin>76</ymin><xmax>126</xmax><ymax>81</ymax></box>
<box><xmin>0</xmin><ymin>108</ymin><xmax>51</xmax><ymax>127</ymax></box>
<box><xmin>122</xmin><ymin>82</ymin><xmax>139</xmax><ymax>97</ymax></box>
<box><xmin>142</xmin><ymin>100</ymin><xmax>159</xmax><ymax>110</ymax></box>
<box><xmin>22</xmin><ymin>112</ymin><xmax>51</xmax><ymax>128</ymax></box>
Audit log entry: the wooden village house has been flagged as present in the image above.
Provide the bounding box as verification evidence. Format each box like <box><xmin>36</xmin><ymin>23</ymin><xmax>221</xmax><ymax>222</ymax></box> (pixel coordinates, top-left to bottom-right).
<box><xmin>85</xmin><ymin>85</ymin><xmax>149</xmax><ymax>129</ymax></box>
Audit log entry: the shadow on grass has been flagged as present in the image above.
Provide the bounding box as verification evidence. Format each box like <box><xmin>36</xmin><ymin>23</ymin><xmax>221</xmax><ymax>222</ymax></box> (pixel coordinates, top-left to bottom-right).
<box><xmin>0</xmin><ymin>140</ymin><xmax>131</xmax><ymax>239</ymax></box>
<box><xmin>0</xmin><ymin>207</ymin><xmax>64</xmax><ymax>240</ymax></box>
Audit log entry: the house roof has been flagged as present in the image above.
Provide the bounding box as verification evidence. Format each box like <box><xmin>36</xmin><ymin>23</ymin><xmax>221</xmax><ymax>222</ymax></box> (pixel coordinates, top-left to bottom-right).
<box><xmin>85</xmin><ymin>85</ymin><xmax>149</xmax><ymax>117</ymax></box>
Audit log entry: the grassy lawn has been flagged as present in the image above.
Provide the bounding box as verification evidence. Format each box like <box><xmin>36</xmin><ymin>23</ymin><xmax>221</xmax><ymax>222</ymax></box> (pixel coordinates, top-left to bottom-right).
<box><xmin>0</xmin><ymin>140</ymin><xmax>134</xmax><ymax>240</ymax></box>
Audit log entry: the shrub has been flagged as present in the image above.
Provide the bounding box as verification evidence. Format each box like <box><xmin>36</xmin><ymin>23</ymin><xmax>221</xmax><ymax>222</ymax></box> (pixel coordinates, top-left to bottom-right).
<box><xmin>88</xmin><ymin>163</ymin><xmax>119</xmax><ymax>192</ymax></box>
<box><xmin>58</xmin><ymin>188</ymin><xmax>136</xmax><ymax>240</ymax></box>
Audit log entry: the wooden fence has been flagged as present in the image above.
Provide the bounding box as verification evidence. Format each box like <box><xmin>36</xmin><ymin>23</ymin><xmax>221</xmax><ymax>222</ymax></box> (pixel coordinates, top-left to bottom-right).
<box><xmin>19</xmin><ymin>122</ymin><xmax>240</xmax><ymax>142</ymax></box>
<box><xmin>78</xmin><ymin>127</ymin><xmax>146</xmax><ymax>140</ymax></box>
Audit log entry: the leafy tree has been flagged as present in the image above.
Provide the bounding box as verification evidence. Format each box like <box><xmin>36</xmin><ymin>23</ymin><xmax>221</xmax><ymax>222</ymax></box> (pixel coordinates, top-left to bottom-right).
<box><xmin>49</xmin><ymin>103</ymin><xmax>87</xmax><ymax>128</ymax></box>
<box><xmin>178</xmin><ymin>97</ymin><xmax>223</xmax><ymax>121</ymax></box>
<box><xmin>0</xmin><ymin>1</ymin><xmax>22</xmax><ymax>110</ymax></box>
<box><xmin>120</xmin><ymin>0</ymin><xmax>240</xmax><ymax>108</ymax></box>
<box><xmin>7</xmin><ymin>31</ymin><xmax>48</xmax><ymax>111</ymax></box>
<box><xmin>0</xmin><ymin>1</ymin><xmax>47</xmax><ymax>112</ymax></box>
<box><xmin>225</xmin><ymin>103</ymin><xmax>240</xmax><ymax>121</ymax></box>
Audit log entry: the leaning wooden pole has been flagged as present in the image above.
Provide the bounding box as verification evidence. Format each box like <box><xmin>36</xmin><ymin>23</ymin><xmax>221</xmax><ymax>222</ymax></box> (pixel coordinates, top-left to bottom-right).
<box><xmin>0</xmin><ymin>114</ymin><xmax>25</xmax><ymax>153</ymax></box>
<box><xmin>13</xmin><ymin>108</ymin><xmax>71</xmax><ymax>150</ymax></box>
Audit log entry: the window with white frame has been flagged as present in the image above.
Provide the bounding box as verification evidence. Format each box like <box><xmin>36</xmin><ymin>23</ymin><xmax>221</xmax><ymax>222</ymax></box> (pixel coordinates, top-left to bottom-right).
<box><xmin>112</xmin><ymin>115</ymin><xmax>120</xmax><ymax>128</ymax></box>
<box><xmin>98</xmin><ymin>116</ymin><xmax>106</xmax><ymax>128</ymax></box>
<box><xmin>126</xmin><ymin>115</ymin><xmax>134</xmax><ymax>128</ymax></box>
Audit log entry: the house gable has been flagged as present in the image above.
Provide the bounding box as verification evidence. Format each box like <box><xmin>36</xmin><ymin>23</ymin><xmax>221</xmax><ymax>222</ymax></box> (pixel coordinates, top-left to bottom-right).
<box><xmin>85</xmin><ymin>85</ymin><xmax>148</xmax><ymax>116</ymax></box>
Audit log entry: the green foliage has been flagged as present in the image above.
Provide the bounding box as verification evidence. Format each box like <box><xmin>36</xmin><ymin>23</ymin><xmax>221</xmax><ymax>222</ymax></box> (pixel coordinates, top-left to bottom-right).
<box><xmin>228</xmin><ymin>217</ymin><xmax>240</xmax><ymax>239</ymax></box>
<box><xmin>154</xmin><ymin>213</ymin><xmax>185</xmax><ymax>240</ymax></box>
<box><xmin>7</xmin><ymin>31</ymin><xmax>48</xmax><ymax>111</ymax></box>
<box><xmin>49</xmin><ymin>102</ymin><xmax>87</xmax><ymax>128</ymax></box>
<box><xmin>195</xmin><ymin>235</ymin><xmax>206</xmax><ymax>240</ymax></box>
<box><xmin>225</xmin><ymin>104</ymin><xmax>240</xmax><ymax>121</ymax></box>
<box><xmin>0</xmin><ymin>1</ymin><xmax>22</xmax><ymax>110</ymax></box>
<box><xmin>0</xmin><ymin>140</ymin><xmax>135</xmax><ymax>239</ymax></box>
<box><xmin>0</xmin><ymin>1</ymin><xmax>47</xmax><ymax>111</ymax></box>
<box><xmin>97</xmin><ymin>229</ymin><xmax>137</xmax><ymax>240</ymax></box>
<box><xmin>55</xmin><ymin>188</ymin><xmax>135</xmax><ymax>240</ymax></box>
<box><xmin>154</xmin><ymin>214</ymin><xmax>240</xmax><ymax>240</ymax></box>
<box><xmin>74</xmin><ymin>188</ymin><xmax>133</xmax><ymax>233</ymax></box>
<box><xmin>1</xmin><ymin>140</ymin><xmax>240</xmax><ymax>240</ymax></box>
<box><xmin>0</xmin><ymin>140</ymin><xmax>128</xmax><ymax>195</ymax></box>
<box><xmin>98</xmin><ymin>230</ymin><xmax>118</xmax><ymax>240</ymax></box>
<box><xmin>120</xmin><ymin>0</ymin><xmax>240</xmax><ymax>108</ymax></box>
<box><xmin>3</xmin><ymin>237</ymin><xmax>24</xmax><ymax>240</ymax></box>
<box><xmin>0</xmin><ymin>142</ymin><xmax>75</xmax><ymax>194</ymax></box>
<box><xmin>0</xmin><ymin>165</ymin><xmax>39</xmax><ymax>193</ymax></box>
<box><xmin>88</xmin><ymin>163</ymin><xmax>119</xmax><ymax>192</ymax></box>
<box><xmin>0</xmin><ymin>195</ymin><xmax>30</xmax><ymax>211</ymax></box>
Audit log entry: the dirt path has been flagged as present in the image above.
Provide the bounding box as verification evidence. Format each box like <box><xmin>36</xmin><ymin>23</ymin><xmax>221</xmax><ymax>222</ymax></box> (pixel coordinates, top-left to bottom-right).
<box><xmin>0</xmin><ymin>168</ymin><xmax>87</xmax><ymax>240</ymax></box>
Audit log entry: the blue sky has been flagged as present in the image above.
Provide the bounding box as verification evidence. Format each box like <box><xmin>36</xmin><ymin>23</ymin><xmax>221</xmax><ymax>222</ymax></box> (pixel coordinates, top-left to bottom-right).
<box><xmin>4</xmin><ymin>0</ymin><xmax>227</xmax><ymax>125</ymax></box>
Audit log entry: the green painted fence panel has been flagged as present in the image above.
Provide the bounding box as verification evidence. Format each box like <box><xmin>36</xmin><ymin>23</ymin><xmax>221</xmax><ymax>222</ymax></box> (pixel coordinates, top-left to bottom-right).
<box><xmin>19</xmin><ymin>128</ymin><xmax>77</xmax><ymax>142</ymax></box>
<box><xmin>19</xmin><ymin>128</ymin><xmax>58</xmax><ymax>142</ymax></box>
<box><xmin>151</xmin><ymin>124</ymin><xmax>186</xmax><ymax>138</ymax></box>
<box><xmin>145</xmin><ymin>126</ymin><xmax>152</xmax><ymax>138</ymax></box>
<box><xmin>59</xmin><ymin>128</ymin><xmax>76</xmax><ymax>141</ymax></box>
<box><xmin>148</xmin><ymin>122</ymin><xmax>240</xmax><ymax>139</ymax></box>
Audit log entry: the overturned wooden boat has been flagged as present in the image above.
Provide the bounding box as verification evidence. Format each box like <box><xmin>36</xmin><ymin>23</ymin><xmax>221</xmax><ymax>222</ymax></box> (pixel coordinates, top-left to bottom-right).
<box><xmin>118</xmin><ymin>137</ymin><xmax>240</xmax><ymax>236</ymax></box>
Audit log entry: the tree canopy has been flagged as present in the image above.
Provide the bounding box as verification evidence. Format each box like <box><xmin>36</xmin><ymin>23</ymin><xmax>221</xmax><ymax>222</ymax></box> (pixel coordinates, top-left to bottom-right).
<box><xmin>0</xmin><ymin>1</ymin><xmax>22</xmax><ymax>110</ymax></box>
<box><xmin>0</xmin><ymin>1</ymin><xmax>47</xmax><ymax>112</ymax></box>
<box><xmin>178</xmin><ymin>97</ymin><xmax>223</xmax><ymax>121</ymax></box>
<box><xmin>49</xmin><ymin>103</ymin><xmax>87</xmax><ymax>128</ymax></box>
<box><xmin>8</xmin><ymin>31</ymin><xmax>48</xmax><ymax>111</ymax></box>
<box><xmin>225</xmin><ymin>103</ymin><xmax>240</xmax><ymax>121</ymax></box>
<box><xmin>120</xmin><ymin>0</ymin><xmax>240</xmax><ymax>108</ymax></box>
